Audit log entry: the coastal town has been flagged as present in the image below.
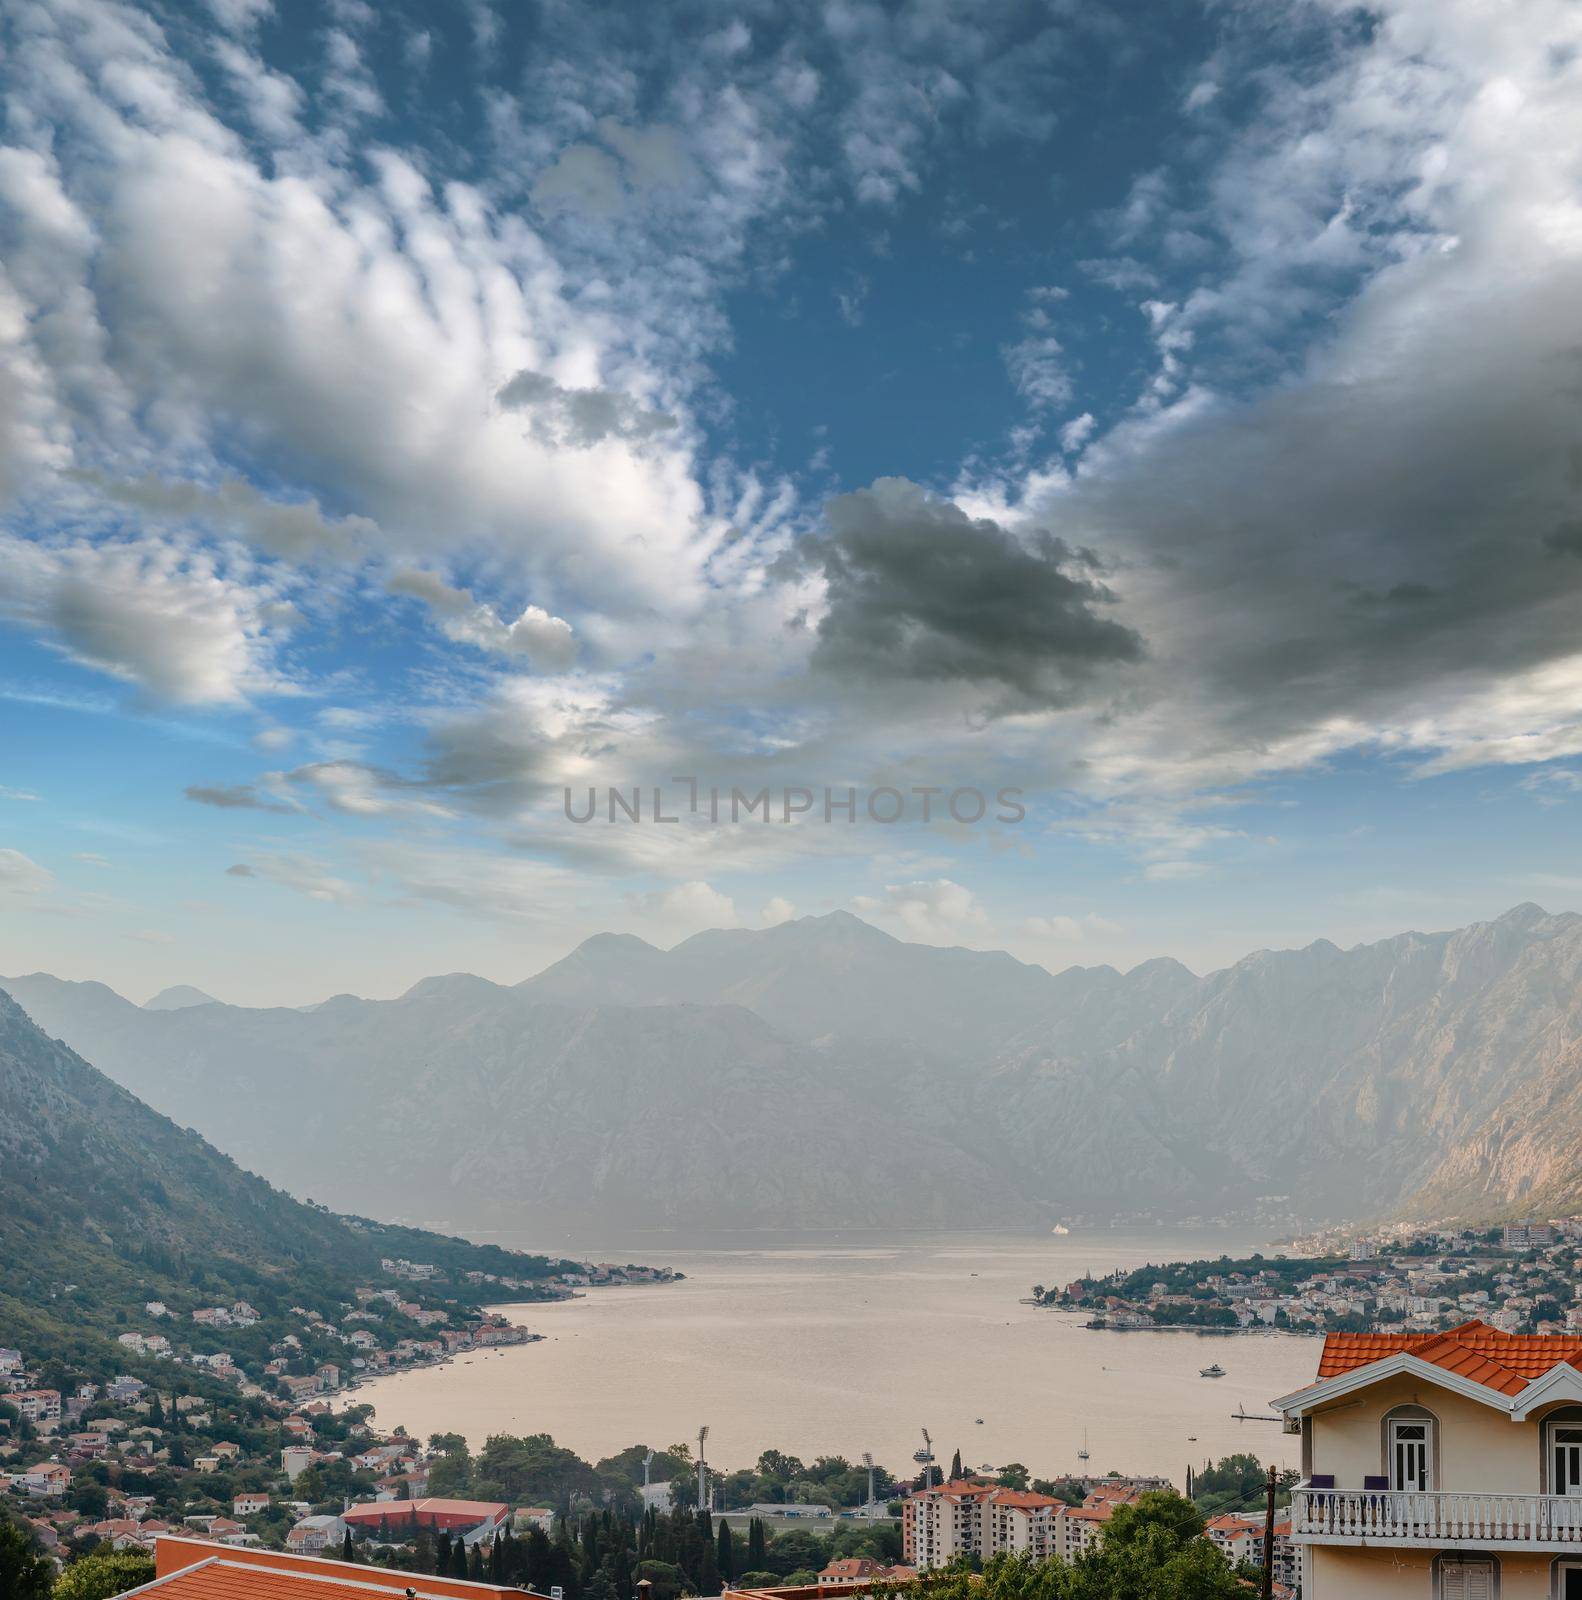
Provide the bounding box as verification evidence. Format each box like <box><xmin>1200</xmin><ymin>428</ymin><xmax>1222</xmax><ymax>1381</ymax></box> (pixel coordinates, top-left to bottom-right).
<box><xmin>2</xmin><ymin>1298</ymin><xmax>1301</xmax><ymax>1597</ymax></box>
<box><xmin>0</xmin><ymin>1255</ymin><xmax>681</xmax><ymax>1567</ymax></box>
<box><xmin>1035</xmin><ymin>1217</ymin><xmax>1582</xmax><ymax>1337</ymax></box>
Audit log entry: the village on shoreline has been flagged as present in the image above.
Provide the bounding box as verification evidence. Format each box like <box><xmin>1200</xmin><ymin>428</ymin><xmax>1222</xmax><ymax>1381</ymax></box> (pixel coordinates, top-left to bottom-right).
<box><xmin>1031</xmin><ymin>1215</ymin><xmax>1582</xmax><ymax>1338</ymax></box>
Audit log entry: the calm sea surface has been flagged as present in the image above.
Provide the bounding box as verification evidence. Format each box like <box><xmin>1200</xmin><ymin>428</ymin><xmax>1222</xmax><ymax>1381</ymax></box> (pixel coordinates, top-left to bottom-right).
<box><xmin>350</xmin><ymin>1230</ymin><xmax>1313</xmax><ymax>1484</ymax></box>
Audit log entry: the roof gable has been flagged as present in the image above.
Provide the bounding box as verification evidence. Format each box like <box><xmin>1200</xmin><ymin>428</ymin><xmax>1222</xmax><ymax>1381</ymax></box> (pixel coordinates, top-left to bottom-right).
<box><xmin>1278</xmin><ymin>1320</ymin><xmax>1582</xmax><ymax>1418</ymax></box>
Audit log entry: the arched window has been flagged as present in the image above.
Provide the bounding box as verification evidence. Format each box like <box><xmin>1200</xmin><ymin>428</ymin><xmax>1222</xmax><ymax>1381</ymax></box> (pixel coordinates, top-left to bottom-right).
<box><xmin>1382</xmin><ymin>1403</ymin><xmax>1438</xmax><ymax>1491</ymax></box>
<box><xmin>1542</xmin><ymin>1407</ymin><xmax>1582</xmax><ymax>1495</ymax></box>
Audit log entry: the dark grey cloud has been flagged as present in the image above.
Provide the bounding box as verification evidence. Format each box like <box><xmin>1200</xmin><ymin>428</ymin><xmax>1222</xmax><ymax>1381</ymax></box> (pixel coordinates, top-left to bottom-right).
<box><xmin>497</xmin><ymin>370</ymin><xmax>677</xmax><ymax>450</ymax></box>
<box><xmin>797</xmin><ymin>477</ymin><xmax>1143</xmax><ymax>712</ymax></box>
<box><xmin>224</xmin><ymin>863</ymin><xmax>256</xmax><ymax>877</ymax></box>
<box><xmin>186</xmin><ymin>783</ymin><xmax>291</xmax><ymax>812</ymax></box>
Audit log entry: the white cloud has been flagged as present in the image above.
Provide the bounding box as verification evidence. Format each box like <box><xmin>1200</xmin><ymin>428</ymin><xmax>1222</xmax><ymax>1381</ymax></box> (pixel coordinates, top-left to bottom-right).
<box><xmin>626</xmin><ymin>879</ymin><xmax>740</xmax><ymax>935</ymax></box>
<box><xmin>1058</xmin><ymin>413</ymin><xmax>1095</xmax><ymax>454</ymax></box>
<box><xmin>0</xmin><ymin>535</ymin><xmax>292</xmax><ymax>704</ymax></box>
<box><xmin>760</xmin><ymin>895</ymin><xmax>796</xmax><ymax>925</ymax></box>
<box><xmin>0</xmin><ymin>847</ymin><xmax>53</xmax><ymax>895</ymax></box>
<box><xmin>388</xmin><ymin>570</ymin><xmax>576</xmax><ymax>669</ymax></box>
<box><xmin>851</xmin><ymin>877</ymin><xmax>989</xmax><ymax>943</ymax></box>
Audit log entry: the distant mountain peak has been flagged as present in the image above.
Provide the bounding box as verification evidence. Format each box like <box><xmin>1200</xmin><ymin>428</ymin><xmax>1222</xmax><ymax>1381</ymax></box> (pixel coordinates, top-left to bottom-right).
<box><xmin>144</xmin><ymin>983</ymin><xmax>219</xmax><ymax>1011</ymax></box>
<box><xmin>399</xmin><ymin>973</ymin><xmax>504</xmax><ymax>1003</ymax></box>
<box><xmin>1494</xmin><ymin>901</ymin><xmax>1551</xmax><ymax>926</ymax></box>
<box><xmin>792</xmin><ymin>909</ymin><xmax>896</xmax><ymax>939</ymax></box>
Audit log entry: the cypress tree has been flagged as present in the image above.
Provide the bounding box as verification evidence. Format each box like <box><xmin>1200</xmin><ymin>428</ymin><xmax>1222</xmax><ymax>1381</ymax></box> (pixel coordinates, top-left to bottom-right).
<box><xmin>716</xmin><ymin>1519</ymin><xmax>735</xmax><ymax>1580</ymax></box>
<box><xmin>950</xmin><ymin>1450</ymin><xmax>962</xmax><ymax>1482</ymax></box>
<box><xmin>341</xmin><ymin>1531</ymin><xmax>355</xmax><ymax>1563</ymax></box>
<box><xmin>468</xmin><ymin>1546</ymin><xmax>484</xmax><ymax>1582</ymax></box>
<box><xmin>525</xmin><ymin>1527</ymin><xmax>554</xmax><ymax>1593</ymax></box>
<box><xmin>435</xmin><ymin>1532</ymin><xmax>452</xmax><ymax>1576</ymax></box>
<box><xmin>451</xmin><ymin>1540</ymin><xmax>469</xmax><ymax>1580</ymax></box>
<box><xmin>747</xmin><ymin>1517</ymin><xmax>766</xmax><ymax>1569</ymax></box>
<box><xmin>490</xmin><ymin>1534</ymin><xmax>504</xmax><ymax>1583</ymax></box>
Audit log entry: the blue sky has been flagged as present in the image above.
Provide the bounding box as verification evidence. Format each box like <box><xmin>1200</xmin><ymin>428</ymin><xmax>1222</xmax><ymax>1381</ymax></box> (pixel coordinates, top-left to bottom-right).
<box><xmin>3</xmin><ymin>0</ymin><xmax>1582</xmax><ymax>1005</ymax></box>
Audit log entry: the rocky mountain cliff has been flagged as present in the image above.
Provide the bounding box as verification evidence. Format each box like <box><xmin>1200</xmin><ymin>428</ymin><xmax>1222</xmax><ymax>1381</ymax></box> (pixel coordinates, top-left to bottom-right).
<box><xmin>10</xmin><ymin>903</ymin><xmax>1582</xmax><ymax>1233</ymax></box>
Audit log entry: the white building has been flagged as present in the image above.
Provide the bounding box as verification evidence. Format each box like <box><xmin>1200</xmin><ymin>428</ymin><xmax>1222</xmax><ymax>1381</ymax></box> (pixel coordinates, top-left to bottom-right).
<box><xmin>903</xmin><ymin>1480</ymin><xmax>1067</xmax><ymax>1570</ymax></box>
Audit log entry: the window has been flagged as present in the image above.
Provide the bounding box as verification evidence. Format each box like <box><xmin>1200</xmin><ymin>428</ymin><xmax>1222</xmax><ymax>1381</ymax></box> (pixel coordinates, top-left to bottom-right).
<box><xmin>1390</xmin><ymin>1418</ymin><xmax>1430</xmax><ymax>1491</ymax></box>
<box><xmin>1553</xmin><ymin>1425</ymin><xmax>1582</xmax><ymax>1496</ymax></box>
<box><xmin>1439</xmin><ymin>1558</ymin><xmax>1495</xmax><ymax>1600</ymax></box>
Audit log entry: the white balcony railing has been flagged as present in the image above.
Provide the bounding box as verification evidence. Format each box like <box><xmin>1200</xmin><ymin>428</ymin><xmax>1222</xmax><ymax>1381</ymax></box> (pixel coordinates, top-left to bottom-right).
<box><xmin>1292</xmin><ymin>1485</ymin><xmax>1582</xmax><ymax>1547</ymax></box>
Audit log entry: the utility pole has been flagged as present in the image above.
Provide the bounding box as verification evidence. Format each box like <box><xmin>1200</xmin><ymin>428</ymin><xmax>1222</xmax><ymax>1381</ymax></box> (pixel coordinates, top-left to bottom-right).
<box><xmin>697</xmin><ymin>1426</ymin><xmax>710</xmax><ymax>1512</ymax></box>
<box><xmin>1260</xmin><ymin>1463</ymin><xmax>1277</xmax><ymax>1600</ymax></box>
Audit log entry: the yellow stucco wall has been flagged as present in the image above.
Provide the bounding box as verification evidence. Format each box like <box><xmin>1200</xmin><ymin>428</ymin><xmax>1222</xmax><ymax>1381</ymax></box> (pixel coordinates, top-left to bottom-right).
<box><xmin>1309</xmin><ymin>1545</ymin><xmax>1572</xmax><ymax>1597</ymax></box>
<box><xmin>1310</xmin><ymin>1372</ymin><xmax>1552</xmax><ymax>1493</ymax></box>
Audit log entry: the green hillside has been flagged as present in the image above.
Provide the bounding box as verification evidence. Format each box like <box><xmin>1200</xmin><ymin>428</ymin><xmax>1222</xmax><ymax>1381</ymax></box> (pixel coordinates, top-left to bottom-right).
<box><xmin>0</xmin><ymin>987</ymin><xmax>573</xmax><ymax>1374</ymax></box>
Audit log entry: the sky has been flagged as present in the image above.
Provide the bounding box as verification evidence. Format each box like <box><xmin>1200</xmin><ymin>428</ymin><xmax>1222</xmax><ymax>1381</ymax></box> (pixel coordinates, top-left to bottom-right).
<box><xmin>3</xmin><ymin>0</ymin><xmax>1582</xmax><ymax>1005</ymax></box>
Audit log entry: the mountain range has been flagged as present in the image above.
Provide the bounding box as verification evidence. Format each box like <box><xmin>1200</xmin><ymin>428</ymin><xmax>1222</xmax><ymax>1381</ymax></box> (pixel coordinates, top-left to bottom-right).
<box><xmin>8</xmin><ymin>903</ymin><xmax>1582</xmax><ymax>1234</ymax></box>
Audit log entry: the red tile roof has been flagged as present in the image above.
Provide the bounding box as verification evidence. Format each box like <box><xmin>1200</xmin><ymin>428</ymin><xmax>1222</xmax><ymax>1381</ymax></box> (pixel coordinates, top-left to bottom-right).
<box><xmin>1316</xmin><ymin>1319</ymin><xmax>1582</xmax><ymax>1396</ymax></box>
<box><xmin>149</xmin><ymin>1537</ymin><xmax>532</xmax><ymax>1600</ymax></box>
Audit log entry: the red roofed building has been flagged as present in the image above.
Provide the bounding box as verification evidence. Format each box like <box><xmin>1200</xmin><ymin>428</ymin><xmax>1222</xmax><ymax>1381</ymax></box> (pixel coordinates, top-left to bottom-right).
<box><xmin>341</xmin><ymin>1498</ymin><xmax>510</xmax><ymax>1539</ymax></box>
<box><xmin>818</xmin><ymin>1558</ymin><xmax>880</xmax><ymax>1584</ymax></box>
<box><xmin>904</xmin><ymin>1479</ymin><xmax>1066</xmax><ymax>1570</ymax></box>
<box><xmin>136</xmin><ymin>1536</ymin><xmax>546</xmax><ymax>1600</ymax></box>
<box><xmin>1275</xmin><ymin>1319</ymin><xmax>1582</xmax><ymax>1597</ymax></box>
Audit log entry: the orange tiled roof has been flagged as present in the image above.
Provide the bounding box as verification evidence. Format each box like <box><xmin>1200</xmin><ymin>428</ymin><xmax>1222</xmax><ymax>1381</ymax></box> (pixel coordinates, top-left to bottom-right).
<box><xmin>151</xmin><ymin>1537</ymin><xmax>531</xmax><ymax>1600</ymax></box>
<box><xmin>1316</xmin><ymin>1319</ymin><xmax>1582</xmax><ymax>1396</ymax></box>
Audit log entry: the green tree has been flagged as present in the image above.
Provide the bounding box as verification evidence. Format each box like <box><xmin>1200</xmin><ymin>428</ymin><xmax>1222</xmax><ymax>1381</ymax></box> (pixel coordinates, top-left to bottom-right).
<box><xmin>67</xmin><ymin>1483</ymin><xmax>110</xmax><ymax>1519</ymax></box>
<box><xmin>765</xmin><ymin>1530</ymin><xmax>825</xmax><ymax>1579</ymax></box>
<box><xmin>54</xmin><ymin>1548</ymin><xmax>156</xmax><ymax>1600</ymax></box>
<box><xmin>716</xmin><ymin>1519</ymin><xmax>735</xmax><ymax>1580</ymax></box>
<box><xmin>1100</xmin><ymin>1491</ymin><xmax>1205</xmax><ymax>1553</ymax></box>
<box><xmin>0</xmin><ymin>1521</ymin><xmax>52</xmax><ymax>1600</ymax></box>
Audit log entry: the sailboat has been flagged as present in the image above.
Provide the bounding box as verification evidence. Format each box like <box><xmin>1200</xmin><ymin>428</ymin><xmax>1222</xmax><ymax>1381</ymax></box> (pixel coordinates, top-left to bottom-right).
<box><xmin>1077</xmin><ymin>1429</ymin><xmax>1090</xmax><ymax>1463</ymax></box>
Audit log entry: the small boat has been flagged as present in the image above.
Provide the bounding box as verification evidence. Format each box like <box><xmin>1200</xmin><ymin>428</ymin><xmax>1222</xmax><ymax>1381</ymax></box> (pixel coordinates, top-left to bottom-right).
<box><xmin>1051</xmin><ymin>1224</ymin><xmax>1069</xmax><ymax>1235</ymax></box>
<box><xmin>1200</xmin><ymin>1363</ymin><xmax>1227</xmax><ymax>1378</ymax></box>
<box><xmin>975</xmin><ymin>1417</ymin><xmax>984</xmax><ymax>1425</ymax></box>
<box><xmin>1077</xmin><ymin>1430</ymin><xmax>1090</xmax><ymax>1462</ymax></box>
<box><xmin>1187</xmin><ymin>1436</ymin><xmax>1197</xmax><ymax>1442</ymax></box>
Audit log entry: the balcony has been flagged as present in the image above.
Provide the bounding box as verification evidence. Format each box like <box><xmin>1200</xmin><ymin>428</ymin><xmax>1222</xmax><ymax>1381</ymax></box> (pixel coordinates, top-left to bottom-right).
<box><xmin>1291</xmin><ymin>1484</ymin><xmax>1582</xmax><ymax>1551</ymax></box>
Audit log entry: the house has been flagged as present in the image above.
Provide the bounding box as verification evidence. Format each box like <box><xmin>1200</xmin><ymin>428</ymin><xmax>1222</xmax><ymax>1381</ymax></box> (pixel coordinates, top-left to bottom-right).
<box><xmin>1275</xmin><ymin>1318</ymin><xmax>1582</xmax><ymax>1596</ymax></box>
<box><xmin>233</xmin><ymin>1493</ymin><xmax>270</xmax><ymax>1516</ymax></box>
<box><xmin>1203</xmin><ymin>1512</ymin><xmax>1263</xmax><ymax>1566</ymax></box>
<box><xmin>10</xmin><ymin>1389</ymin><xmax>61</xmax><ymax>1423</ymax></box>
<box><xmin>10</xmin><ymin>1460</ymin><xmax>71</xmax><ymax>1495</ymax></box>
<box><xmin>286</xmin><ymin>1514</ymin><xmax>349</xmax><ymax>1553</ymax></box>
<box><xmin>818</xmin><ymin>1559</ymin><xmax>880</xmax><ymax>1585</ymax></box>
